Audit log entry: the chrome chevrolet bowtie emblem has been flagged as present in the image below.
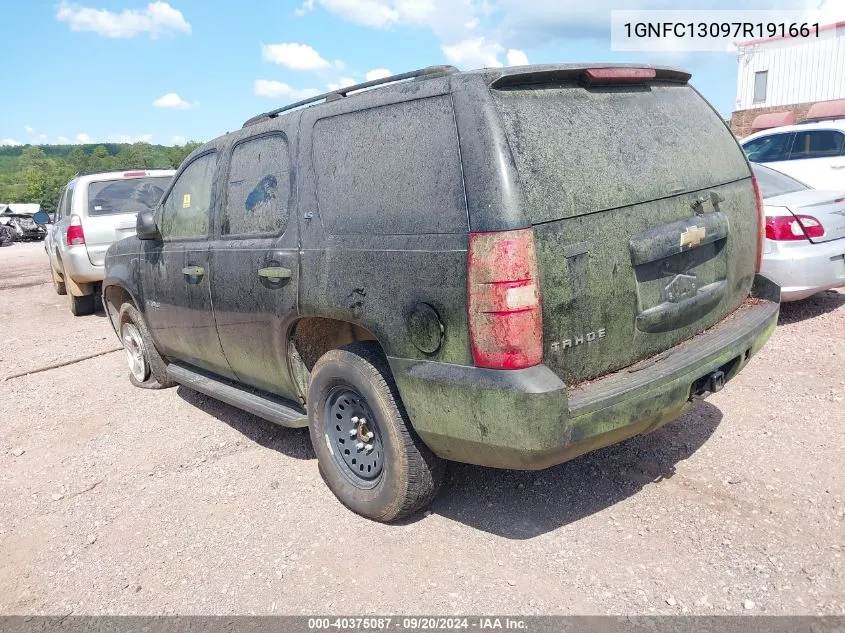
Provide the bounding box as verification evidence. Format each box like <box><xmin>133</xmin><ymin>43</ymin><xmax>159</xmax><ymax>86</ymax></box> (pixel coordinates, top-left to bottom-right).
<box><xmin>680</xmin><ymin>225</ymin><xmax>706</xmax><ymax>249</ymax></box>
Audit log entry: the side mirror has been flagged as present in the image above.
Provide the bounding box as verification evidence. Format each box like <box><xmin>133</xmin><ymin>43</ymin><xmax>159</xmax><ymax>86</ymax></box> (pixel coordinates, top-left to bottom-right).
<box><xmin>32</xmin><ymin>211</ymin><xmax>51</xmax><ymax>225</ymax></box>
<box><xmin>136</xmin><ymin>209</ymin><xmax>161</xmax><ymax>240</ymax></box>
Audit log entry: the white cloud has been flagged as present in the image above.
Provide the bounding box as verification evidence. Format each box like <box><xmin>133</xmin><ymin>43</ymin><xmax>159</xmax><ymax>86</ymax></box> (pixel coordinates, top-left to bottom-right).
<box><xmin>38</xmin><ymin>133</ymin><xmax>48</xmax><ymax>141</ymax></box>
<box><xmin>365</xmin><ymin>68</ymin><xmax>392</xmax><ymax>81</ymax></box>
<box><xmin>313</xmin><ymin>0</ymin><xmax>403</xmax><ymax>28</ymax></box>
<box><xmin>170</xmin><ymin>135</ymin><xmax>188</xmax><ymax>145</ymax></box>
<box><xmin>153</xmin><ymin>92</ymin><xmax>196</xmax><ymax>109</ymax></box>
<box><xmin>56</xmin><ymin>1</ymin><xmax>191</xmax><ymax>39</ymax></box>
<box><xmin>24</xmin><ymin>125</ymin><xmax>34</xmax><ymax>134</ymax></box>
<box><xmin>295</xmin><ymin>0</ymin><xmax>315</xmax><ymax>16</ymax></box>
<box><xmin>107</xmin><ymin>133</ymin><xmax>153</xmax><ymax>143</ymax></box>
<box><xmin>254</xmin><ymin>80</ymin><xmax>321</xmax><ymax>100</ymax></box>
<box><xmin>1</xmin><ymin>139</ymin><xmax>22</xmax><ymax>146</ymax></box>
<box><xmin>327</xmin><ymin>77</ymin><xmax>357</xmax><ymax>90</ymax></box>
<box><xmin>261</xmin><ymin>43</ymin><xmax>331</xmax><ymax>71</ymax></box>
<box><xmin>442</xmin><ymin>36</ymin><xmax>503</xmax><ymax>69</ymax></box>
<box><xmin>76</xmin><ymin>133</ymin><xmax>92</xmax><ymax>143</ymax></box>
<box><xmin>57</xmin><ymin>136</ymin><xmax>70</xmax><ymax>143</ymax></box>
<box><xmin>506</xmin><ymin>48</ymin><xmax>528</xmax><ymax>66</ymax></box>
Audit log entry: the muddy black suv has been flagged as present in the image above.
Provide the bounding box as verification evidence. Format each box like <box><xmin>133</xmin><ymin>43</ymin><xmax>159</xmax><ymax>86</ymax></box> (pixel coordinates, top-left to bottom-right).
<box><xmin>103</xmin><ymin>64</ymin><xmax>780</xmax><ymax>521</ymax></box>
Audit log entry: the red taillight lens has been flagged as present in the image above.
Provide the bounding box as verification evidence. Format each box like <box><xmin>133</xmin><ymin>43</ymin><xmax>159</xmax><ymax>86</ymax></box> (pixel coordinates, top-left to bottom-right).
<box><xmin>123</xmin><ymin>171</ymin><xmax>147</xmax><ymax>178</ymax></box>
<box><xmin>751</xmin><ymin>176</ymin><xmax>765</xmax><ymax>271</ymax></box>
<box><xmin>765</xmin><ymin>214</ymin><xmax>825</xmax><ymax>241</ymax></box>
<box><xmin>66</xmin><ymin>215</ymin><xmax>85</xmax><ymax>245</ymax></box>
<box><xmin>468</xmin><ymin>228</ymin><xmax>543</xmax><ymax>370</ymax></box>
<box><xmin>583</xmin><ymin>67</ymin><xmax>656</xmax><ymax>84</ymax></box>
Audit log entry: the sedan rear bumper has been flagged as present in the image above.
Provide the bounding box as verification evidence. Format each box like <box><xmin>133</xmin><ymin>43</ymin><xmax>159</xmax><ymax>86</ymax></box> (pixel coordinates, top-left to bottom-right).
<box><xmin>761</xmin><ymin>237</ymin><xmax>845</xmax><ymax>301</ymax></box>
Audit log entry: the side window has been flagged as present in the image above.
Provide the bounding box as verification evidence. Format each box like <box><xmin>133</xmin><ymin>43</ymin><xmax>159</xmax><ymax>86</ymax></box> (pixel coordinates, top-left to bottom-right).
<box><xmin>63</xmin><ymin>185</ymin><xmax>74</xmax><ymax>217</ymax></box>
<box><xmin>743</xmin><ymin>133</ymin><xmax>793</xmax><ymax>163</ymax></box>
<box><xmin>222</xmin><ymin>135</ymin><xmax>290</xmax><ymax>236</ymax></box>
<box><xmin>55</xmin><ymin>190</ymin><xmax>65</xmax><ymax>220</ymax></box>
<box><xmin>159</xmin><ymin>152</ymin><xmax>216</xmax><ymax>240</ymax></box>
<box><xmin>312</xmin><ymin>95</ymin><xmax>467</xmax><ymax>235</ymax></box>
<box><xmin>789</xmin><ymin>130</ymin><xmax>845</xmax><ymax>160</ymax></box>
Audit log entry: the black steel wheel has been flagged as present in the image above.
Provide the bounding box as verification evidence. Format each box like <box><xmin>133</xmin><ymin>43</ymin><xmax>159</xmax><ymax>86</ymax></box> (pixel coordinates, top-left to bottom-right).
<box><xmin>308</xmin><ymin>342</ymin><xmax>445</xmax><ymax>522</ymax></box>
<box><xmin>324</xmin><ymin>387</ymin><xmax>384</xmax><ymax>488</ymax></box>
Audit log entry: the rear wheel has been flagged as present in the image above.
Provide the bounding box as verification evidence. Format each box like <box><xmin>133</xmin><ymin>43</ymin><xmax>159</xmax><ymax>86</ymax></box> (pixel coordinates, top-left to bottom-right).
<box><xmin>119</xmin><ymin>302</ymin><xmax>174</xmax><ymax>389</ymax></box>
<box><xmin>308</xmin><ymin>342</ymin><xmax>445</xmax><ymax>522</ymax></box>
<box><xmin>69</xmin><ymin>293</ymin><xmax>95</xmax><ymax>316</ymax></box>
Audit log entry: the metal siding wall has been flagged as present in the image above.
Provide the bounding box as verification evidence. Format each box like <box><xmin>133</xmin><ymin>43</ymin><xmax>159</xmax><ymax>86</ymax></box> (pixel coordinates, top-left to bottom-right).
<box><xmin>735</xmin><ymin>31</ymin><xmax>845</xmax><ymax>110</ymax></box>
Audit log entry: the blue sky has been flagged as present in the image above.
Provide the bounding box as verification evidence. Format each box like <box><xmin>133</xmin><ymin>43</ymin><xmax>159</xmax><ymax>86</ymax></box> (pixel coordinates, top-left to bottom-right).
<box><xmin>0</xmin><ymin>0</ymin><xmax>839</xmax><ymax>147</ymax></box>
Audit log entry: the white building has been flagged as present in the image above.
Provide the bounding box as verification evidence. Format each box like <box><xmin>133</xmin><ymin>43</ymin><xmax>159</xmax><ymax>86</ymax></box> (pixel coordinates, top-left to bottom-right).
<box><xmin>731</xmin><ymin>21</ymin><xmax>845</xmax><ymax>136</ymax></box>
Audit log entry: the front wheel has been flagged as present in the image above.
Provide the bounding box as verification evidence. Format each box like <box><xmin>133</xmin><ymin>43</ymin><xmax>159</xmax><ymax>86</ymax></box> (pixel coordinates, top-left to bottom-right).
<box><xmin>307</xmin><ymin>342</ymin><xmax>445</xmax><ymax>522</ymax></box>
<box><xmin>50</xmin><ymin>261</ymin><xmax>67</xmax><ymax>295</ymax></box>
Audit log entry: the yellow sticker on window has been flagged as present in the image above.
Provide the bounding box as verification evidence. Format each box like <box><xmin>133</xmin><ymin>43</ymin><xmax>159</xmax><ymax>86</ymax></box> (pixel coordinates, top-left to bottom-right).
<box><xmin>182</xmin><ymin>194</ymin><xmax>191</xmax><ymax>208</ymax></box>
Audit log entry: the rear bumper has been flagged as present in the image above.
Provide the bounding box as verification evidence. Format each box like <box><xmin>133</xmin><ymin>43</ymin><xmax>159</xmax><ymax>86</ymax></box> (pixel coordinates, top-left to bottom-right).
<box><xmin>60</xmin><ymin>244</ymin><xmax>104</xmax><ymax>284</ymax></box>
<box><xmin>390</xmin><ymin>274</ymin><xmax>780</xmax><ymax>470</ymax></box>
<box><xmin>761</xmin><ymin>237</ymin><xmax>845</xmax><ymax>301</ymax></box>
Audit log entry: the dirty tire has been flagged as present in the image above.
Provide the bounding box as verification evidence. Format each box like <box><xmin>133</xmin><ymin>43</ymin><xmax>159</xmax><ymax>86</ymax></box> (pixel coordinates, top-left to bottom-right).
<box><xmin>69</xmin><ymin>293</ymin><xmax>96</xmax><ymax>316</ymax></box>
<box><xmin>119</xmin><ymin>302</ymin><xmax>174</xmax><ymax>389</ymax></box>
<box><xmin>51</xmin><ymin>262</ymin><xmax>67</xmax><ymax>296</ymax></box>
<box><xmin>308</xmin><ymin>341</ymin><xmax>445</xmax><ymax>522</ymax></box>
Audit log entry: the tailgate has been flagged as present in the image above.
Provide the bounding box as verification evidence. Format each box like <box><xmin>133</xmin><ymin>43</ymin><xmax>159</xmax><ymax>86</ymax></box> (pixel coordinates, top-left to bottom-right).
<box><xmin>83</xmin><ymin>175</ymin><xmax>171</xmax><ymax>267</ymax></box>
<box><xmin>85</xmin><ymin>213</ymin><xmax>138</xmax><ymax>266</ymax></box>
<box><xmin>490</xmin><ymin>72</ymin><xmax>758</xmax><ymax>384</ymax></box>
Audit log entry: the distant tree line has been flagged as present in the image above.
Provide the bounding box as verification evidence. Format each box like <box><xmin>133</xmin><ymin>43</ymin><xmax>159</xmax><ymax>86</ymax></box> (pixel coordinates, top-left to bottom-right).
<box><xmin>0</xmin><ymin>142</ymin><xmax>201</xmax><ymax>213</ymax></box>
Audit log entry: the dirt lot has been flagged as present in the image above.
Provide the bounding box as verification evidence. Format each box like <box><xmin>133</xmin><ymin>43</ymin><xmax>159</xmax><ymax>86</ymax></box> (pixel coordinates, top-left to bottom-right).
<box><xmin>0</xmin><ymin>241</ymin><xmax>843</xmax><ymax>616</ymax></box>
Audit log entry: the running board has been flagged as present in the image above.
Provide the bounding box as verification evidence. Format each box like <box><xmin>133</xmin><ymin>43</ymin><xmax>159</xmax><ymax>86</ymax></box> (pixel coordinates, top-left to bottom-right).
<box><xmin>167</xmin><ymin>363</ymin><xmax>308</xmax><ymax>428</ymax></box>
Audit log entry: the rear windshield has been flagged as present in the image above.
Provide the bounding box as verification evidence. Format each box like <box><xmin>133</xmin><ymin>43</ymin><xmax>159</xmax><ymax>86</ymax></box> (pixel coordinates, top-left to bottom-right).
<box><xmin>87</xmin><ymin>176</ymin><xmax>171</xmax><ymax>216</ymax></box>
<box><xmin>751</xmin><ymin>163</ymin><xmax>808</xmax><ymax>199</ymax></box>
<box><xmin>491</xmin><ymin>83</ymin><xmax>750</xmax><ymax>223</ymax></box>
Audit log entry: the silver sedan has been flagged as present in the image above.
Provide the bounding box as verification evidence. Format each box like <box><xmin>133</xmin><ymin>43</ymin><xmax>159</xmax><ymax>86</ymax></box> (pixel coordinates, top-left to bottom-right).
<box><xmin>755</xmin><ymin>163</ymin><xmax>845</xmax><ymax>301</ymax></box>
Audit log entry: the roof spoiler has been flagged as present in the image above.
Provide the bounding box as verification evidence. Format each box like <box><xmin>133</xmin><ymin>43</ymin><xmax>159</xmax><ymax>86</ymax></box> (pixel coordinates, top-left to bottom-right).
<box><xmin>490</xmin><ymin>66</ymin><xmax>691</xmax><ymax>89</ymax></box>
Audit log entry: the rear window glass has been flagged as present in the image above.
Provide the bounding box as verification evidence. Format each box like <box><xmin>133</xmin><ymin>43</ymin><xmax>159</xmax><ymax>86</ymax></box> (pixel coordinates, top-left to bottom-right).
<box><xmin>87</xmin><ymin>176</ymin><xmax>171</xmax><ymax>216</ymax></box>
<box><xmin>751</xmin><ymin>163</ymin><xmax>808</xmax><ymax>199</ymax></box>
<box><xmin>491</xmin><ymin>83</ymin><xmax>750</xmax><ymax>223</ymax></box>
<box><xmin>312</xmin><ymin>96</ymin><xmax>467</xmax><ymax>235</ymax></box>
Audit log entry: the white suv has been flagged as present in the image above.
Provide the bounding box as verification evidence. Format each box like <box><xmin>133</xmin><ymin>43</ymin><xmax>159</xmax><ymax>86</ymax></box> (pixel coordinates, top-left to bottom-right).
<box><xmin>43</xmin><ymin>170</ymin><xmax>174</xmax><ymax>315</ymax></box>
<box><xmin>741</xmin><ymin>120</ymin><xmax>845</xmax><ymax>191</ymax></box>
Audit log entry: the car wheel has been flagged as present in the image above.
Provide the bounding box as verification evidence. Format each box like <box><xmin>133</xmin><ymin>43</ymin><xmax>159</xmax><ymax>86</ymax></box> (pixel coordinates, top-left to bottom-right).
<box><xmin>307</xmin><ymin>341</ymin><xmax>445</xmax><ymax>522</ymax></box>
<box><xmin>69</xmin><ymin>293</ymin><xmax>96</xmax><ymax>316</ymax></box>
<box><xmin>119</xmin><ymin>302</ymin><xmax>174</xmax><ymax>389</ymax></box>
<box><xmin>50</xmin><ymin>262</ymin><xmax>66</xmax><ymax>296</ymax></box>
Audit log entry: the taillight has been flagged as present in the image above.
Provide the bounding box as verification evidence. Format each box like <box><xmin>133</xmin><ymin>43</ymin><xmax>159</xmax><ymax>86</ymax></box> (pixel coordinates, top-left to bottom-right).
<box><xmin>765</xmin><ymin>214</ymin><xmax>825</xmax><ymax>241</ymax></box>
<box><xmin>468</xmin><ymin>228</ymin><xmax>543</xmax><ymax>370</ymax></box>
<box><xmin>66</xmin><ymin>215</ymin><xmax>85</xmax><ymax>245</ymax></box>
<box><xmin>751</xmin><ymin>175</ymin><xmax>764</xmax><ymax>271</ymax></box>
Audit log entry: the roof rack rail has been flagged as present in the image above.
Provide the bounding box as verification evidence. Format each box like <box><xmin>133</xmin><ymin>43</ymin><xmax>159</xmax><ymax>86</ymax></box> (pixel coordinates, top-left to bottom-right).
<box><xmin>243</xmin><ymin>65</ymin><xmax>458</xmax><ymax>128</ymax></box>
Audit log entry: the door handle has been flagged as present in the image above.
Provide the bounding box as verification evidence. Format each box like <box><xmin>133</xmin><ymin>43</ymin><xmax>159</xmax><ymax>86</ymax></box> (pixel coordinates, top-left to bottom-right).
<box><xmin>182</xmin><ymin>266</ymin><xmax>205</xmax><ymax>276</ymax></box>
<box><xmin>258</xmin><ymin>266</ymin><xmax>292</xmax><ymax>281</ymax></box>
<box><xmin>832</xmin><ymin>164</ymin><xmax>845</xmax><ymax>169</ymax></box>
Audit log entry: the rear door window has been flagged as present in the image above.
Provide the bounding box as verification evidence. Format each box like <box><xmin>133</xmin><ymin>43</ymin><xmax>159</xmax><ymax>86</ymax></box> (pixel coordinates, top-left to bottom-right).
<box><xmin>160</xmin><ymin>152</ymin><xmax>216</xmax><ymax>240</ymax></box>
<box><xmin>743</xmin><ymin>133</ymin><xmax>794</xmax><ymax>163</ymax></box>
<box><xmin>312</xmin><ymin>96</ymin><xmax>467</xmax><ymax>235</ymax></box>
<box><xmin>87</xmin><ymin>177</ymin><xmax>171</xmax><ymax>216</ymax></box>
<box><xmin>491</xmin><ymin>83</ymin><xmax>750</xmax><ymax>223</ymax></box>
<box><xmin>751</xmin><ymin>164</ymin><xmax>808</xmax><ymax>198</ymax></box>
<box><xmin>222</xmin><ymin>135</ymin><xmax>291</xmax><ymax>236</ymax></box>
<box><xmin>788</xmin><ymin>130</ymin><xmax>845</xmax><ymax>159</ymax></box>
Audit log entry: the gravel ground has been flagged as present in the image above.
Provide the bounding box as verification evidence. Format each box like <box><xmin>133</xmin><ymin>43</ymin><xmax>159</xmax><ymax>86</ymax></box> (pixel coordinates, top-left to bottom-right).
<box><xmin>0</xmin><ymin>241</ymin><xmax>843</xmax><ymax>616</ymax></box>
